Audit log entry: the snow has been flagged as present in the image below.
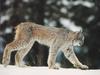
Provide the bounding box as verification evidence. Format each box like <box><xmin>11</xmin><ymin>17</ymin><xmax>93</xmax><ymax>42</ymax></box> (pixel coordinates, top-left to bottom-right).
<box><xmin>5</xmin><ymin>0</ymin><xmax>13</xmax><ymax>6</ymax></box>
<box><xmin>87</xmin><ymin>15</ymin><xmax>95</xmax><ymax>23</ymax></box>
<box><xmin>72</xmin><ymin>1</ymin><xmax>94</xmax><ymax>8</ymax></box>
<box><xmin>60</xmin><ymin>7</ymin><xmax>67</xmax><ymax>14</ymax></box>
<box><xmin>59</xmin><ymin>18</ymin><xmax>82</xmax><ymax>32</ymax></box>
<box><xmin>61</xmin><ymin>0</ymin><xmax>94</xmax><ymax>8</ymax></box>
<box><xmin>4</xmin><ymin>27</ymin><xmax>13</xmax><ymax>34</ymax></box>
<box><xmin>44</xmin><ymin>18</ymin><xmax>56</xmax><ymax>27</ymax></box>
<box><xmin>0</xmin><ymin>64</ymin><xmax>100</xmax><ymax>75</ymax></box>
<box><xmin>0</xmin><ymin>37</ymin><xmax>5</xmax><ymax>53</ymax></box>
<box><xmin>23</xmin><ymin>0</ymin><xmax>30</xmax><ymax>3</ymax></box>
<box><xmin>0</xmin><ymin>15</ymin><xmax>10</xmax><ymax>24</ymax></box>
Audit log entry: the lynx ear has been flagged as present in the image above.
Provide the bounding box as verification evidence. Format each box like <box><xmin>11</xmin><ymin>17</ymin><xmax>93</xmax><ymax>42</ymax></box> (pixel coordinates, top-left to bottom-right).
<box><xmin>73</xmin><ymin>31</ymin><xmax>81</xmax><ymax>37</ymax></box>
<box><xmin>76</xmin><ymin>30</ymin><xmax>83</xmax><ymax>34</ymax></box>
<box><xmin>74</xmin><ymin>31</ymin><xmax>80</xmax><ymax>35</ymax></box>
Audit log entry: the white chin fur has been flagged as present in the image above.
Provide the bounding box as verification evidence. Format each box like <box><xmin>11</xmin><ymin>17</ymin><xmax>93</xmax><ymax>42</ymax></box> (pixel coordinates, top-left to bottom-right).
<box><xmin>73</xmin><ymin>42</ymin><xmax>80</xmax><ymax>46</ymax></box>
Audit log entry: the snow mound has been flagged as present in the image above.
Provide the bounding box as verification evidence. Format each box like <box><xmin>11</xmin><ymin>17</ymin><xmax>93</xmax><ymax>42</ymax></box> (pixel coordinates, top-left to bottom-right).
<box><xmin>0</xmin><ymin>64</ymin><xmax>100</xmax><ymax>75</ymax></box>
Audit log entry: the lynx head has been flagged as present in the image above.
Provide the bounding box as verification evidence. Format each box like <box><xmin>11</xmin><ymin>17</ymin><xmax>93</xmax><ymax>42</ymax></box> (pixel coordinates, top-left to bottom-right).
<box><xmin>67</xmin><ymin>31</ymin><xmax>84</xmax><ymax>47</ymax></box>
<box><xmin>72</xmin><ymin>31</ymin><xmax>84</xmax><ymax>47</ymax></box>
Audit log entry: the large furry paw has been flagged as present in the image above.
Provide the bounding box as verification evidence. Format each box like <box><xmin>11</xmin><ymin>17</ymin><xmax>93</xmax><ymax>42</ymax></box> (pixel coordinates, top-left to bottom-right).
<box><xmin>48</xmin><ymin>63</ymin><xmax>60</xmax><ymax>69</ymax></box>
<box><xmin>48</xmin><ymin>64</ymin><xmax>53</xmax><ymax>69</ymax></box>
<box><xmin>47</xmin><ymin>59</ymin><xmax>54</xmax><ymax>69</ymax></box>
<box><xmin>17</xmin><ymin>64</ymin><xmax>28</xmax><ymax>67</ymax></box>
<box><xmin>16</xmin><ymin>62</ymin><xmax>28</xmax><ymax>67</ymax></box>
<box><xmin>2</xmin><ymin>57</ymin><xmax>9</xmax><ymax>67</ymax></box>
<box><xmin>53</xmin><ymin>63</ymin><xmax>61</xmax><ymax>69</ymax></box>
<box><xmin>74</xmin><ymin>64</ymin><xmax>88</xmax><ymax>69</ymax></box>
<box><xmin>80</xmin><ymin>65</ymin><xmax>88</xmax><ymax>69</ymax></box>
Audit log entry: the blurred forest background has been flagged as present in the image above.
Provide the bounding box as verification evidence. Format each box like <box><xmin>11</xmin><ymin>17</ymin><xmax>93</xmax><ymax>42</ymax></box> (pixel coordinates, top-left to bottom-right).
<box><xmin>0</xmin><ymin>0</ymin><xmax>100</xmax><ymax>69</ymax></box>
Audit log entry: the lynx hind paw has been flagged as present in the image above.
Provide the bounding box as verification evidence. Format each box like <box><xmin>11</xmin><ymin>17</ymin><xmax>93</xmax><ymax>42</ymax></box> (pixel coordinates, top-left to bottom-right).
<box><xmin>2</xmin><ymin>58</ymin><xmax>9</xmax><ymax>67</ymax></box>
<box><xmin>3</xmin><ymin>63</ymin><xmax>8</xmax><ymax>67</ymax></box>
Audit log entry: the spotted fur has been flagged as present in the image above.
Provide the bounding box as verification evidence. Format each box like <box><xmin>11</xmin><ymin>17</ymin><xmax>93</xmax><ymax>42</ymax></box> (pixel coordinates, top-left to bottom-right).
<box><xmin>2</xmin><ymin>22</ymin><xmax>88</xmax><ymax>69</ymax></box>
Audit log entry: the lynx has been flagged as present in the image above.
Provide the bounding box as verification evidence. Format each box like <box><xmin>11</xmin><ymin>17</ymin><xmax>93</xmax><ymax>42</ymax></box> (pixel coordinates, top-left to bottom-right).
<box><xmin>2</xmin><ymin>22</ymin><xmax>88</xmax><ymax>69</ymax></box>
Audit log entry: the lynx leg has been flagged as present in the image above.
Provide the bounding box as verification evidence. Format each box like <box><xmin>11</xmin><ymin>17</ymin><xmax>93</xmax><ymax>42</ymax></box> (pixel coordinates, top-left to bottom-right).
<box><xmin>15</xmin><ymin>48</ymin><xmax>28</xmax><ymax>67</ymax></box>
<box><xmin>53</xmin><ymin>51</ymin><xmax>63</xmax><ymax>69</ymax></box>
<box><xmin>2</xmin><ymin>39</ymin><xmax>31</xmax><ymax>67</ymax></box>
<box><xmin>47</xmin><ymin>47</ymin><xmax>59</xmax><ymax>69</ymax></box>
<box><xmin>15</xmin><ymin>41</ymin><xmax>34</xmax><ymax>67</ymax></box>
<box><xmin>63</xmin><ymin>47</ymin><xmax>88</xmax><ymax>69</ymax></box>
<box><xmin>2</xmin><ymin>45</ymin><xmax>12</xmax><ymax>67</ymax></box>
<box><xmin>2</xmin><ymin>41</ymin><xmax>20</xmax><ymax>67</ymax></box>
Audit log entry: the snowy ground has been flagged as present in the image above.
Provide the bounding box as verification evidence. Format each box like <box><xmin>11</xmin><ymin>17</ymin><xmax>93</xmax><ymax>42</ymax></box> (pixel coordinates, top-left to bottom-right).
<box><xmin>0</xmin><ymin>64</ymin><xmax>100</xmax><ymax>75</ymax></box>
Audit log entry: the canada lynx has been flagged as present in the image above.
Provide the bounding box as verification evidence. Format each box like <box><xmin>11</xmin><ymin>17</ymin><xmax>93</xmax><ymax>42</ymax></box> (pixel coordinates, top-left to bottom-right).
<box><xmin>2</xmin><ymin>22</ymin><xmax>88</xmax><ymax>69</ymax></box>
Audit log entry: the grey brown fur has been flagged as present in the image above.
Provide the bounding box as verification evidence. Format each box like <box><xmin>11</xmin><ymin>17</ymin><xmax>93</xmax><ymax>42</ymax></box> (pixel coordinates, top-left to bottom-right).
<box><xmin>2</xmin><ymin>22</ymin><xmax>88</xmax><ymax>69</ymax></box>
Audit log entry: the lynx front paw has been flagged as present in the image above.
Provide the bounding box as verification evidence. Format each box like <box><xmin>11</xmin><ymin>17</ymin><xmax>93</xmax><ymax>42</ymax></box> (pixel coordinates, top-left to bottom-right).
<box><xmin>48</xmin><ymin>63</ymin><xmax>53</xmax><ymax>69</ymax></box>
<box><xmin>80</xmin><ymin>65</ymin><xmax>88</xmax><ymax>69</ymax></box>
<box><xmin>15</xmin><ymin>61</ymin><xmax>28</xmax><ymax>67</ymax></box>
<box><xmin>53</xmin><ymin>63</ymin><xmax>61</xmax><ymax>69</ymax></box>
<box><xmin>47</xmin><ymin>59</ymin><xmax>54</xmax><ymax>69</ymax></box>
<box><xmin>17</xmin><ymin>64</ymin><xmax>27</xmax><ymax>67</ymax></box>
<box><xmin>74</xmin><ymin>64</ymin><xmax>88</xmax><ymax>69</ymax></box>
<box><xmin>48</xmin><ymin>63</ymin><xmax>60</xmax><ymax>69</ymax></box>
<box><xmin>48</xmin><ymin>61</ymin><xmax>55</xmax><ymax>69</ymax></box>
